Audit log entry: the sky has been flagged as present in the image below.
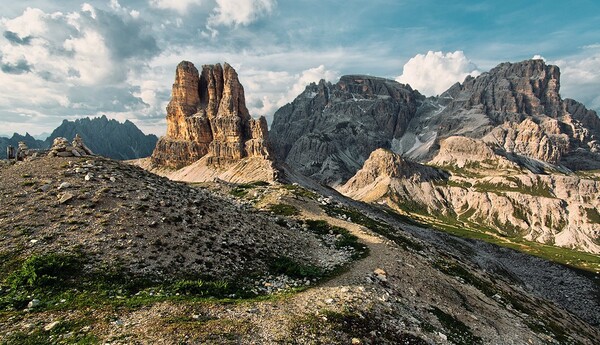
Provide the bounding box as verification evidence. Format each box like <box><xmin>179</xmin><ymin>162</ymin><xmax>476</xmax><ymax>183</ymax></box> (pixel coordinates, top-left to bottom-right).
<box><xmin>0</xmin><ymin>0</ymin><xmax>599</xmax><ymax>137</ymax></box>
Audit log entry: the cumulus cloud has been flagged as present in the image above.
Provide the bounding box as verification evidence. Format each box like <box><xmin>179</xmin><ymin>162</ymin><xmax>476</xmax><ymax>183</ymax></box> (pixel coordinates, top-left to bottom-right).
<box><xmin>240</xmin><ymin>64</ymin><xmax>338</xmax><ymax>121</ymax></box>
<box><xmin>396</xmin><ymin>51</ymin><xmax>480</xmax><ymax>96</ymax></box>
<box><xmin>0</xmin><ymin>4</ymin><xmax>160</xmax><ymax>134</ymax></box>
<box><xmin>149</xmin><ymin>0</ymin><xmax>203</xmax><ymax>14</ymax></box>
<box><xmin>554</xmin><ymin>53</ymin><xmax>600</xmax><ymax>112</ymax></box>
<box><xmin>532</xmin><ymin>54</ymin><xmax>546</xmax><ymax>61</ymax></box>
<box><xmin>208</xmin><ymin>0</ymin><xmax>276</xmax><ymax>27</ymax></box>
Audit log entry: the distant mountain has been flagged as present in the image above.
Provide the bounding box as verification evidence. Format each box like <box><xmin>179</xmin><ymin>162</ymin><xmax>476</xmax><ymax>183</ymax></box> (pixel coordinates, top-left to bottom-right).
<box><xmin>270</xmin><ymin>59</ymin><xmax>600</xmax><ymax>184</ymax></box>
<box><xmin>0</xmin><ymin>133</ymin><xmax>45</xmax><ymax>159</ymax></box>
<box><xmin>45</xmin><ymin>116</ymin><xmax>158</xmax><ymax>160</ymax></box>
<box><xmin>0</xmin><ymin>116</ymin><xmax>158</xmax><ymax>160</ymax></box>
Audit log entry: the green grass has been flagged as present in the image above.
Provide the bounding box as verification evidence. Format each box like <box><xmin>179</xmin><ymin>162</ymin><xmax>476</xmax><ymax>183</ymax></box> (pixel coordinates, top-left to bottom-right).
<box><xmin>269</xmin><ymin>256</ymin><xmax>323</xmax><ymax>279</ymax></box>
<box><xmin>282</xmin><ymin>184</ymin><xmax>319</xmax><ymax>200</ymax></box>
<box><xmin>585</xmin><ymin>208</ymin><xmax>600</xmax><ymax>224</ymax></box>
<box><xmin>0</xmin><ymin>253</ymin><xmax>262</xmax><ymax>312</ymax></box>
<box><xmin>473</xmin><ymin>177</ymin><xmax>554</xmax><ymax>198</ymax></box>
<box><xmin>387</xmin><ymin>206</ymin><xmax>600</xmax><ymax>273</ymax></box>
<box><xmin>269</xmin><ymin>203</ymin><xmax>300</xmax><ymax>216</ymax></box>
<box><xmin>429</xmin><ymin>307</ymin><xmax>482</xmax><ymax>345</ymax></box>
<box><xmin>303</xmin><ymin>220</ymin><xmax>369</xmax><ymax>259</ymax></box>
<box><xmin>229</xmin><ymin>181</ymin><xmax>270</xmax><ymax>198</ymax></box>
<box><xmin>322</xmin><ymin>204</ymin><xmax>425</xmax><ymax>252</ymax></box>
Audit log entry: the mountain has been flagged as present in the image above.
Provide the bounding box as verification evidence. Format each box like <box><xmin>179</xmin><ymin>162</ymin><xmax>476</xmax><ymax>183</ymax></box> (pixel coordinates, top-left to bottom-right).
<box><xmin>133</xmin><ymin>61</ymin><xmax>277</xmax><ymax>183</ymax></box>
<box><xmin>270</xmin><ymin>59</ymin><xmax>600</xmax><ymax>253</ymax></box>
<box><xmin>270</xmin><ymin>75</ymin><xmax>423</xmax><ymax>185</ymax></box>
<box><xmin>1</xmin><ymin>117</ymin><xmax>158</xmax><ymax>160</ymax></box>
<box><xmin>270</xmin><ymin>59</ymin><xmax>600</xmax><ymax>183</ymax></box>
<box><xmin>46</xmin><ymin>115</ymin><xmax>158</xmax><ymax>160</ymax></box>
<box><xmin>0</xmin><ymin>133</ymin><xmax>45</xmax><ymax>159</ymax></box>
<box><xmin>339</xmin><ymin>147</ymin><xmax>600</xmax><ymax>253</ymax></box>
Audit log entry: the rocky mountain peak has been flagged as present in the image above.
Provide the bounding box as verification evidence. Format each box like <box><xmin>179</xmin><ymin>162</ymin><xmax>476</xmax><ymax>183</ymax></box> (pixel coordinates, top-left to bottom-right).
<box><xmin>152</xmin><ymin>61</ymin><xmax>270</xmax><ymax>169</ymax></box>
<box><xmin>460</xmin><ymin>59</ymin><xmax>563</xmax><ymax>119</ymax></box>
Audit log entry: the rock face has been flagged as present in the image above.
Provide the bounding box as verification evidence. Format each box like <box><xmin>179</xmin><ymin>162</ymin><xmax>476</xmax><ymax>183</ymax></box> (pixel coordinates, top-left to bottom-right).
<box><xmin>272</xmin><ymin>59</ymin><xmax>600</xmax><ymax>253</ymax></box>
<box><xmin>340</xmin><ymin>147</ymin><xmax>600</xmax><ymax>254</ymax></box>
<box><xmin>151</xmin><ymin>61</ymin><xmax>270</xmax><ymax>169</ymax></box>
<box><xmin>270</xmin><ymin>76</ymin><xmax>423</xmax><ymax>185</ymax></box>
<box><xmin>270</xmin><ymin>59</ymin><xmax>600</xmax><ymax>184</ymax></box>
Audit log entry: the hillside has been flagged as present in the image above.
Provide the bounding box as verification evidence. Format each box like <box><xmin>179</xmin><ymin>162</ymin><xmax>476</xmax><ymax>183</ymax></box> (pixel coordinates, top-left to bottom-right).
<box><xmin>1</xmin><ymin>156</ymin><xmax>599</xmax><ymax>344</ymax></box>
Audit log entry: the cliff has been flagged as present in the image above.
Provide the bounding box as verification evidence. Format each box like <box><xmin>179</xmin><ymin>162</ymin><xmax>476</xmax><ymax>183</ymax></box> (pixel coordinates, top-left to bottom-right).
<box><xmin>151</xmin><ymin>62</ymin><xmax>270</xmax><ymax>169</ymax></box>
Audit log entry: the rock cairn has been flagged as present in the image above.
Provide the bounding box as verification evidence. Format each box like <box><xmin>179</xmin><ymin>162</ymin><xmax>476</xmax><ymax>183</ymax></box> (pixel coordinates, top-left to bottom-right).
<box><xmin>48</xmin><ymin>134</ymin><xmax>94</xmax><ymax>158</ymax></box>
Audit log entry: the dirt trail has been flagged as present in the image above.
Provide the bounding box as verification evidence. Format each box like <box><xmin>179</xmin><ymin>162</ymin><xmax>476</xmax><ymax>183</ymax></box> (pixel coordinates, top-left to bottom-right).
<box><xmin>237</xmin><ymin>202</ymin><xmax>404</xmax><ymax>342</ymax></box>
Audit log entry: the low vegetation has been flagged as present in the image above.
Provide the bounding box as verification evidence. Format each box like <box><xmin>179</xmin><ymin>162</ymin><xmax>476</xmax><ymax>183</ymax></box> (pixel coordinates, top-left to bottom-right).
<box><xmin>303</xmin><ymin>220</ymin><xmax>369</xmax><ymax>259</ymax></box>
<box><xmin>322</xmin><ymin>204</ymin><xmax>425</xmax><ymax>252</ymax></box>
<box><xmin>269</xmin><ymin>203</ymin><xmax>300</xmax><ymax>216</ymax></box>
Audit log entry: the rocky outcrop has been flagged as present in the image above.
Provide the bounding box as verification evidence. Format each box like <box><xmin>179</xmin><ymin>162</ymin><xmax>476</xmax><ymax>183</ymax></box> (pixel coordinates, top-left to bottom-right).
<box><xmin>340</xmin><ymin>149</ymin><xmax>600</xmax><ymax>253</ymax></box>
<box><xmin>270</xmin><ymin>76</ymin><xmax>423</xmax><ymax>185</ymax></box>
<box><xmin>431</xmin><ymin>136</ymin><xmax>520</xmax><ymax>170</ymax></box>
<box><xmin>151</xmin><ymin>61</ymin><xmax>270</xmax><ymax>169</ymax></box>
<box><xmin>270</xmin><ymin>59</ymin><xmax>600</xmax><ymax>185</ymax></box>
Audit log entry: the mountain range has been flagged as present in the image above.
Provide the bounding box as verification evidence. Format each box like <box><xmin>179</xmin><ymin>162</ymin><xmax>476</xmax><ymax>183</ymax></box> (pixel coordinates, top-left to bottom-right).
<box><xmin>3</xmin><ymin>59</ymin><xmax>600</xmax><ymax>344</ymax></box>
<box><xmin>269</xmin><ymin>59</ymin><xmax>600</xmax><ymax>254</ymax></box>
<box><xmin>0</xmin><ymin>115</ymin><xmax>157</xmax><ymax>160</ymax></box>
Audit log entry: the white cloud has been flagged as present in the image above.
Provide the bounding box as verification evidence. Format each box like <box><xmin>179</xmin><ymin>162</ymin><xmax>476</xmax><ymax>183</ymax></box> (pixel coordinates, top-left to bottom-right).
<box><xmin>149</xmin><ymin>0</ymin><xmax>203</xmax><ymax>14</ymax></box>
<box><xmin>532</xmin><ymin>54</ymin><xmax>546</xmax><ymax>61</ymax></box>
<box><xmin>396</xmin><ymin>51</ymin><xmax>480</xmax><ymax>96</ymax></box>
<box><xmin>240</xmin><ymin>64</ymin><xmax>338</xmax><ymax>120</ymax></box>
<box><xmin>554</xmin><ymin>54</ymin><xmax>600</xmax><ymax>112</ymax></box>
<box><xmin>208</xmin><ymin>0</ymin><xmax>276</xmax><ymax>27</ymax></box>
<box><xmin>0</xmin><ymin>5</ymin><xmax>160</xmax><ymax>134</ymax></box>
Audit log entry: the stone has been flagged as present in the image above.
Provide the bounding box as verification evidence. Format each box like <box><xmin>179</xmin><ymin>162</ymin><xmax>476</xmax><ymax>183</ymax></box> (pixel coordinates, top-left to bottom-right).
<box><xmin>58</xmin><ymin>182</ymin><xmax>71</xmax><ymax>190</ymax></box>
<box><xmin>151</xmin><ymin>61</ymin><xmax>270</xmax><ymax>169</ymax></box>
<box><xmin>27</xmin><ymin>299</ymin><xmax>40</xmax><ymax>308</ymax></box>
<box><xmin>351</xmin><ymin>338</ymin><xmax>361</xmax><ymax>344</ymax></box>
<box><xmin>59</xmin><ymin>192</ymin><xmax>74</xmax><ymax>204</ymax></box>
<box><xmin>44</xmin><ymin>321</ymin><xmax>60</xmax><ymax>331</ymax></box>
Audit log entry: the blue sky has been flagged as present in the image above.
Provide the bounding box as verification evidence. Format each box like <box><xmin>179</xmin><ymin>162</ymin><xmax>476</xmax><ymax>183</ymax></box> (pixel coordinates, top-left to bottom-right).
<box><xmin>1</xmin><ymin>0</ymin><xmax>599</xmax><ymax>136</ymax></box>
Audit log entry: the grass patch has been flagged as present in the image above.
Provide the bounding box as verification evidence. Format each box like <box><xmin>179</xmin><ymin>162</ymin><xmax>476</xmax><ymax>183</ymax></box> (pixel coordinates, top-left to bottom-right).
<box><xmin>323</xmin><ymin>204</ymin><xmax>425</xmax><ymax>252</ymax></box>
<box><xmin>0</xmin><ymin>253</ymin><xmax>261</xmax><ymax>312</ymax></box>
<box><xmin>383</xmin><ymin>204</ymin><xmax>600</xmax><ymax>273</ymax></box>
<box><xmin>282</xmin><ymin>184</ymin><xmax>319</xmax><ymax>200</ymax></box>
<box><xmin>269</xmin><ymin>256</ymin><xmax>323</xmax><ymax>279</ymax></box>
<box><xmin>430</xmin><ymin>307</ymin><xmax>482</xmax><ymax>345</ymax></box>
<box><xmin>269</xmin><ymin>203</ymin><xmax>300</xmax><ymax>216</ymax></box>
<box><xmin>304</xmin><ymin>220</ymin><xmax>369</xmax><ymax>259</ymax></box>
<box><xmin>229</xmin><ymin>181</ymin><xmax>270</xmax><ymax>198</ymax></box>
<box><xmin>585</xmin><ymin>208</ymin><xmax>600</xmax><ymax>224</ymax></box>
<box><xmin>433</xmin><ymin>259</ymin><xmax>497</xmax><ymax>298</ymax></box>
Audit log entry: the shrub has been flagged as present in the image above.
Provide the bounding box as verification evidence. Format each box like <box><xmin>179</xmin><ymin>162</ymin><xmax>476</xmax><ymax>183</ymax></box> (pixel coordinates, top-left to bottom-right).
<box><xmin>7</xmin><ymin>253</ymin><xmax>82</xmax><ymax>291</ymax></box>
<box><xmin>269</xmin><ymin>204</ymin><xmax>300</xmax><ymax>216</ymax></box>
<box><xmin>270</xmin><ymin>257</ymin><xmax>323</xmax><ymax>279</ymax></box>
